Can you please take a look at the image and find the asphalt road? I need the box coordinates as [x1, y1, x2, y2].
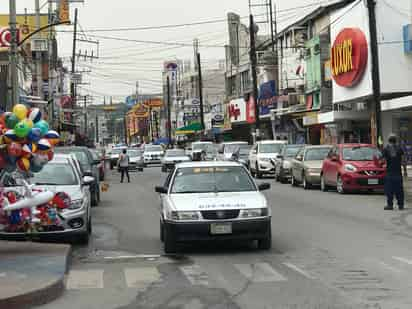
[35, 164, 412, 309]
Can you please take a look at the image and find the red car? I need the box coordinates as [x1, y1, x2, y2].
[320, 144, 386, 194]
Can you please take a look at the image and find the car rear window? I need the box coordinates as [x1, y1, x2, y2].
[171, 166, 256, 193]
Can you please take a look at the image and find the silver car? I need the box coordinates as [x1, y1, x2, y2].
[161, 149, 191, 172]
[0, 154, 93, 244]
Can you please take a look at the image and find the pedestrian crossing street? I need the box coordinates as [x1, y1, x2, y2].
[65, 261, 306, 290]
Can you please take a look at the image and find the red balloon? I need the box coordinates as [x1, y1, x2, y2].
[8, 142, 22, 157]
[46, 150, 54, 161]
[0, 155, 6, 169]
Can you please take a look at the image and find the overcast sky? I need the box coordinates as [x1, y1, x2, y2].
[0, 0, 331, 103]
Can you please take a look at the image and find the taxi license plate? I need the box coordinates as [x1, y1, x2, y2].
[368, 179, 379, 185]
[210, 223, 232, 235]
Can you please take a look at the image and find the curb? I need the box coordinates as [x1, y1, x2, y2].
[0, 245, 72, 309]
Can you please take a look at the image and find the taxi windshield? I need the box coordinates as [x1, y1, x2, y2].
[171, 166, 256, 193]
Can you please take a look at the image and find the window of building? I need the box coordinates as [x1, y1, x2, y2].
[241, 70, 250, 93]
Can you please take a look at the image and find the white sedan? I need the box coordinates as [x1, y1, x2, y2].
[155, 161, 272, 253]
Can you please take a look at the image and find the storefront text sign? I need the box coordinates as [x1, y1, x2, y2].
[331, 28, 368, 87]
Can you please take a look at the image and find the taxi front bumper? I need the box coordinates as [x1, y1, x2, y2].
[163, 217, 271, 242]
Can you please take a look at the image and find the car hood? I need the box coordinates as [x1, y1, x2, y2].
[168, 191, 267, 211]
[304, 160, 323, 169]
[343, 160, 380, 169]
[11, 185, 84, 201]
[130, 156, 142, 162]
[163, 156, 190, 162]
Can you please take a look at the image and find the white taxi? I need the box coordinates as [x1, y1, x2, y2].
[155, 161, 272, 253]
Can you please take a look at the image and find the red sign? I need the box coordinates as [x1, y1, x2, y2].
[331, 28, 368, 87]
[228, 103, 241, 120]
[0, 28, 20, 48]
[246, 96, 256, 124]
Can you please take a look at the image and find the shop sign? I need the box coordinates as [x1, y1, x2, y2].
[146, 98, 163, 108]
[246, 96, 256, 124]
[212, 114, 224, 127]
[303, 113, 319, 126]
[331, 28, 368, 87]
[228, 98, 246, 123]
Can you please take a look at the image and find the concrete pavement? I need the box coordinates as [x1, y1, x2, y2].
[0, 241, 71, 309]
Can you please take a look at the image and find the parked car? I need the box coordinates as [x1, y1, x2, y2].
[90, 148, 105, 181]
[273, 144, 305, 183]
[249, 140, 287, 178]
[161, 149, 191, 172]
[217, 142, 249, 161]
[0, 154, 93, 244]
[109, 146, 127, 170]
[155, 161, 272, 253]
[321, 144, 385, 194]
[143, 144, 164, 165]
[55, 146, 101, 206]
[127, 148, 144, 172]
[290, 145, 332, 189]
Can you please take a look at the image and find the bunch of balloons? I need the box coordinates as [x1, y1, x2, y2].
[0, 190, 70, 233]
[0, 104, 59, 174]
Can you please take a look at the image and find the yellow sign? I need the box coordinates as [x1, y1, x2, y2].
[59, 0, 70, 23]
[331, 39, 353, 77]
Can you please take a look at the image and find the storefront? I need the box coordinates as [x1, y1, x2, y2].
[228, 98, 252, 143]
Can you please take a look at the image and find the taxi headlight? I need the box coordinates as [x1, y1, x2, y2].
[240, 208, 268, 218]
[170, 211, 200, 221]
[69, 199, 84, 210]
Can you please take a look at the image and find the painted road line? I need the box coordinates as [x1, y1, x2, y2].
[66, 269, 104, 289]
[124, 267, 162, 289]
[234, 263, 287, 283]
[180, 265, 209, 286]
[282, 262, 315, 279]
[378, 261, 402, 274]
[393, 256, 412, 265]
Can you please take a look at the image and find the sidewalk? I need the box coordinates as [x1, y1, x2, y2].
[0, 241, 71, 309]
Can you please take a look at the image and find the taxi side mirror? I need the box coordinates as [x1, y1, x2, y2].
[258, 183, 271, 191]
[155, 186, 168, 194]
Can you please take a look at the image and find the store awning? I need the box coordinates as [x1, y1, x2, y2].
[175, 122, 203, 135]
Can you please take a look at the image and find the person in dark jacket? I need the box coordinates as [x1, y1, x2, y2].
[382, 134, 407, 210]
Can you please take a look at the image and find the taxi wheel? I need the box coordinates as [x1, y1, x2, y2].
[303, 175, 311, 190]
[160, 220, 164, 242]
[337, 176, 346, 194]
[291, 175, 297, 187]
[164, 227, 177, 254]
[258, 226, 272, 250]
[255, 164, 263, 179]
[76, 232, 90, 245]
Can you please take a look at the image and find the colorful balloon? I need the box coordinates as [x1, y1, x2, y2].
[45, 130, 60, 145]
[17, 157, 30, 172]
[22, 118, 33, 129]
[28, 108, 42, 123]
[37, 139, 51, 152]
[27, 128, 42, 143]
[22, 143, 37, 158]
[4, 130, 18, 143]
[7, 142, 22, 157]
[0, 155, 6, 169]
[34, 120, 49, 136]
[13, 104, 28, 120]
[5, 113, 19, 129]
[46, 149, 54, 161]
[14, 120, 31, 138]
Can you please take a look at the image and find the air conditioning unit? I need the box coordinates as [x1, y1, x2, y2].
[31, 38, 48, 52]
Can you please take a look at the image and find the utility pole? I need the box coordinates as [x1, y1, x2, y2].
[197, 52, 205, 131]
[70, 8, 78, 107]
[167, 76, 172, 147]
[95, 113, 99, 144]
[269, 0, 275, 53]
[366, 0, 382, 146]
[135, 81, 139, 103]
[249, 14, 260, 138]
[9, 0, 18, 109]
[83, 96, 87, 136]
[35, 0, 43, 99]
[48, 0, 54, 125]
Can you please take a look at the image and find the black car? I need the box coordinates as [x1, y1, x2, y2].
[55, 147, 101, 206]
